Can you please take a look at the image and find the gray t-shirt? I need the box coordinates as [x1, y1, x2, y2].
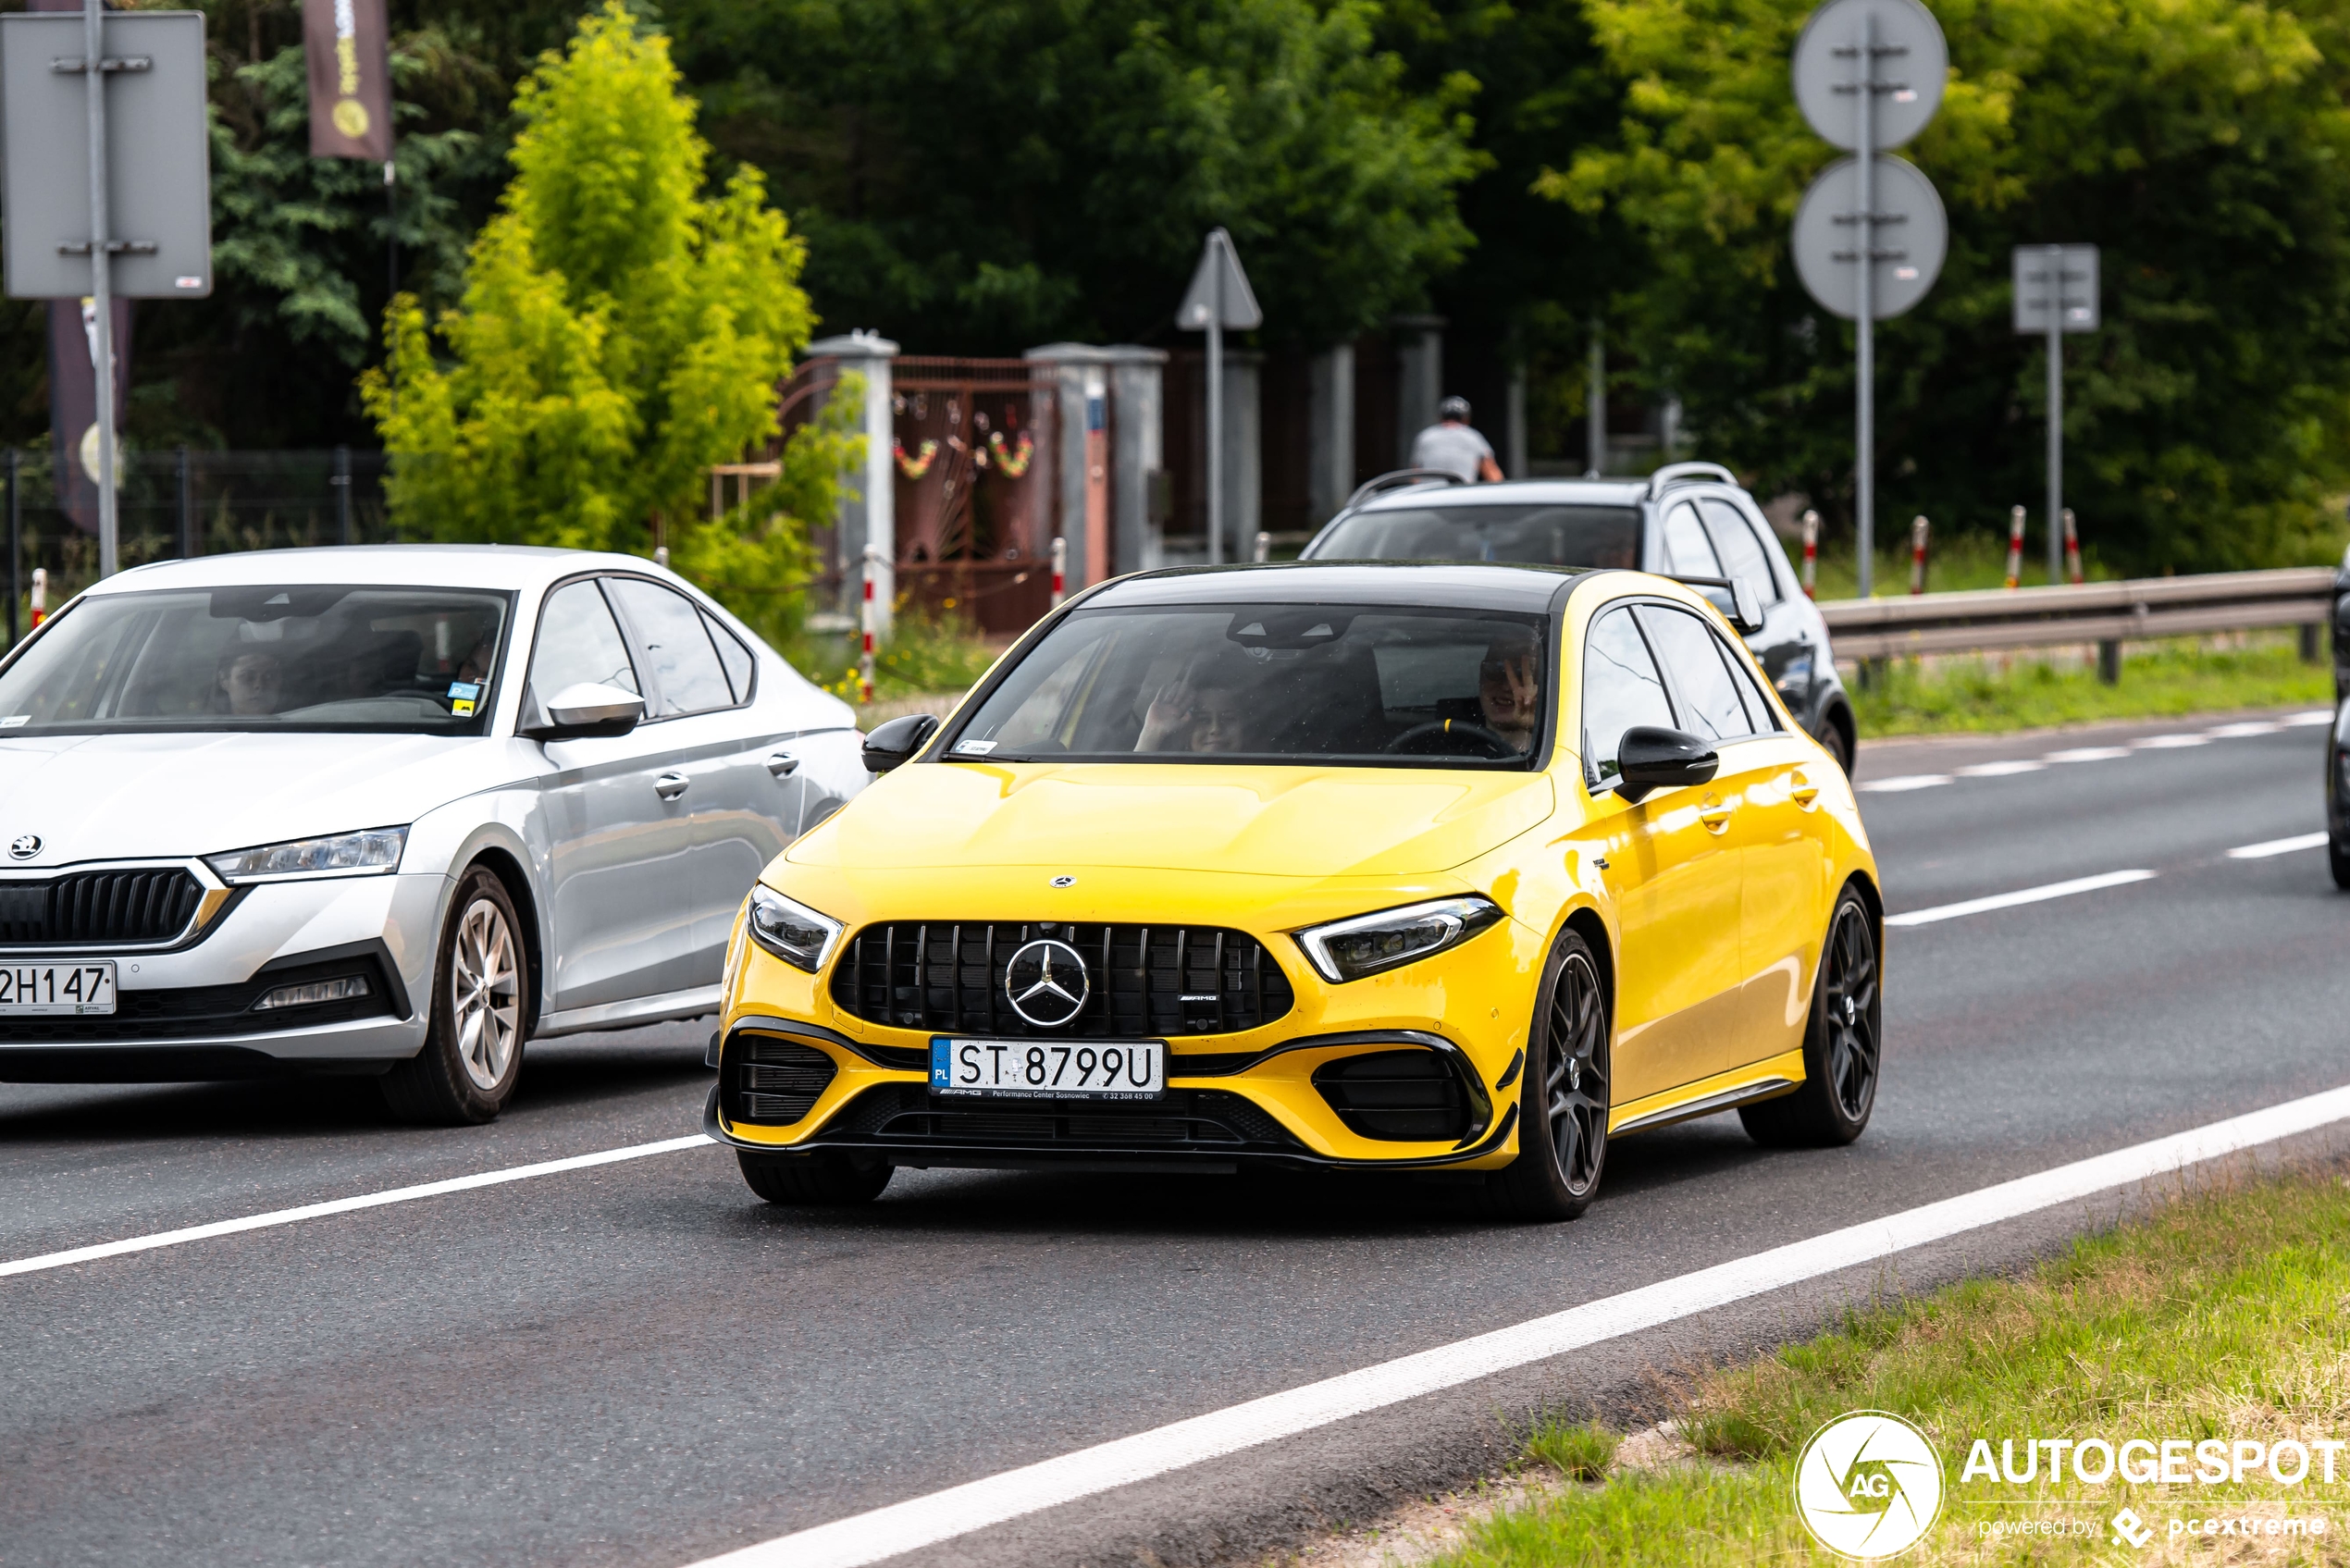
[1410, 422, 1495, 482]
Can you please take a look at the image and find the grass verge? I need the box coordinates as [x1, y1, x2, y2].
[1849, 633, 2331, 738]
[1427, 1167, 2350, 1565]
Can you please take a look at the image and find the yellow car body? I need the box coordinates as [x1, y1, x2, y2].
[705, 562, 1879, 1214]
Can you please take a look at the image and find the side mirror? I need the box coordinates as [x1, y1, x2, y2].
[1614, 725, 1718, 804]
[862, 713, 940, 773]
[1668, 574, 1766, 636]
[524, 682, 645, 741]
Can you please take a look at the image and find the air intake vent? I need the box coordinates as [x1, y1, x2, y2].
[1313, 1050, 1472, 1142]
[0, 869, 205, 947]
[725, 1035, 837, 1125]
[828, 923, 1295, 1038]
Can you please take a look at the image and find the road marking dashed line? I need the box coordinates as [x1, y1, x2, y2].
[2227, 831, 2331, 860]
[1884, 869, 2157, 929]
[1857, 710, 2331, 795]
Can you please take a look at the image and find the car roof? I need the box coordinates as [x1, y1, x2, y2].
[1089, 560, 1589, 613]
[1350, 477, 1654, 513]
[80, 544, 676, 599]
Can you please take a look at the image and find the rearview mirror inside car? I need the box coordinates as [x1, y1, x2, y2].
[1615, 725, 1719, 804]
[863, 713, 941, 773]
[524, 682, 645, 741]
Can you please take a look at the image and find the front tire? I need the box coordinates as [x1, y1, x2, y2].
[1740, 887, 1879, 1147]
[738, 1150, 893, 1205]
[380, 867, 528, 1125]
[1482, 932, 1611, 1221]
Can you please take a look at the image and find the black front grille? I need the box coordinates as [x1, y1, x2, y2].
[1313, 1049, 1472, 1142]
[723, 1035, 838, 1125]
[806, 1082, 1303, 1152]
[0, 869, 205, 947]
[829, 922, 1295, 1038]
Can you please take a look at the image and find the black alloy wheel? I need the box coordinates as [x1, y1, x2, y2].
[1483, 931, 1611, 1221]
[1741, 886, 1880, 1147]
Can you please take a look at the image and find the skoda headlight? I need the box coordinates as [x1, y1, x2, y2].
[1293, 895, 1505, 983]
[204, 827, 408, 885]
[747, 884, 843, 972]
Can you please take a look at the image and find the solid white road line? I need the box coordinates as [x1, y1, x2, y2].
[1956, 759, 2046, 777]
[2134, 734, 2211, 749]
[0, 1133, 713, 1280]
[2042, 746, 2134, 763]
[682, 1083, 2350, 1568]
[1856, 774, 1953, 794]
[1883, 869, 2157, 929]
[2206, 721, 2283, 739]
[2228, 831, 2331, 860]
[2286, 710, 2336, 727]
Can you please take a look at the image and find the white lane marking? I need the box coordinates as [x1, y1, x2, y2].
[1956, 759, 2046, 777]
[2286, 710, 2335, 727]
[0, 1134, 713, 1280]
[1883, 869, 2156, 929]
[1856, 774, 1953, 794]
[2228, 831, 2330, 860]
[2043, 746, 2134, 763]
[2207, 722, 2282, 738]
[2134, 734, 2210, 749]
[683, 1083, 2350, 1568]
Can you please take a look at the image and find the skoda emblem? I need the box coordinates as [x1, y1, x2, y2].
[8, 833, 40, 860]
[1004, 938, 1090, 1028]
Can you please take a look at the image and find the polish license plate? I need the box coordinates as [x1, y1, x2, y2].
[0, 960, 116, 1015]
[930, 1037, 1165, 1101]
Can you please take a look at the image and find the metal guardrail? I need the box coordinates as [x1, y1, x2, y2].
[1816, 567, 2336, 661]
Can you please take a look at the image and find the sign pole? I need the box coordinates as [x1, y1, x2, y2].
[1206, 246, 1224, 566]
[1852, 8, 1875, 599]
[82, 0, 117, 579]
[2046, 245, 2063, 588]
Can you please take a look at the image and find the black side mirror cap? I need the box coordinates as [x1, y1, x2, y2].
[1614, 725, 1719, 804]
[862, 713, 940, 773]
[1664, 574, 1766, 636]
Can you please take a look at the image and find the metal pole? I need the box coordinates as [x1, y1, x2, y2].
[2047, 246, 2063, 589]
[6, 449, 19, 648]
[84, 0, 118, 581]
[1206, 252, 1224, 566]
[1853, 8, 1875, 599]
[1585, 318, 1605, 477]
[175, 444, 191, 559]
[385, 161, 398, 300]
[334, 444, 352, 546]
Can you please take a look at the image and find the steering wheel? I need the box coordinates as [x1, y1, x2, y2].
[1383, 719, 1519, 759]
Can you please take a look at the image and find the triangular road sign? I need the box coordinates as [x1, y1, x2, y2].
[1176, 228, 1262, 331]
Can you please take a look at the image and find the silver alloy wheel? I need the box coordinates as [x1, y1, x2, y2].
[451, 895, 520, 1091]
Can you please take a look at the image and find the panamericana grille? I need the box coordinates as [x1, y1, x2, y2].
[829, 922, 1295, 1038]
[724, 1035, 838, 1125]
[0, 869, 205, 947]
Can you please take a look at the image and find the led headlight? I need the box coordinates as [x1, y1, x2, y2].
[204, 827, 408, 884]
[1293, 895, 1505, 983]
[747, 883, 844, 972]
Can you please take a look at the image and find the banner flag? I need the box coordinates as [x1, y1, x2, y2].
[302, 0, 391, 161]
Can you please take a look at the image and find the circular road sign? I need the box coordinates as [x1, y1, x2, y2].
[1791, 154, 1948, 321]
[1792, 0, 1948, 153]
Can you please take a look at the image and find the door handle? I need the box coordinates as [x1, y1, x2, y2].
[1698, 794, 1735, 833]
[766, 752, 800, 778]
[1789, 769, 1822, 808]
[654, 772, 690, 801]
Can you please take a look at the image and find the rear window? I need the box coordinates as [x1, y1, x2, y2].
[1311, 503, 1640, 570]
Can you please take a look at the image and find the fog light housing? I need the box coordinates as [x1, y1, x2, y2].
[253, 975, 371, 1011]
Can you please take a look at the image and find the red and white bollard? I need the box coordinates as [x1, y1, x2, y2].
[1800, 510, 1818, 599]
[1909, 514, 1930, 596]
[859, 544, 878, 706]
[2004, 505, 2026, 590]
[2062, 507, 2084, 585]
[1254, 531, 1270, 563]
[29, 567, 46, 629]
[1050, 536, 1066, 610]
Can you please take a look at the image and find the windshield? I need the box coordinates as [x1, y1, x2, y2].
[947, 602, 1551, 768]
[1313, 503, 1641, 569]
[0, 585, 511, 735]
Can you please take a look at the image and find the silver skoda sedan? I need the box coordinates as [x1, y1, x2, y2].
[0, 546, 867, 1121]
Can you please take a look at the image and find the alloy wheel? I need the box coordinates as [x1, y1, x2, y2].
[451, 896, 521, 1092]
[1545, 950, 1609, 1194]
[1823, 900, 1879, 1121]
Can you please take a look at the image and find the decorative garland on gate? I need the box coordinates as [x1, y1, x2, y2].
[987, 429, 1033, 478]
[893, 438, 938, 479]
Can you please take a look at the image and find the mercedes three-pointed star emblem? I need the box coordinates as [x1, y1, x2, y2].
[1004, 938, 1090, 1028]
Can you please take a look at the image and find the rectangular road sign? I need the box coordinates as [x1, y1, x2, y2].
[0, 10, 212, 300]
[2013, 244, 2099, 334]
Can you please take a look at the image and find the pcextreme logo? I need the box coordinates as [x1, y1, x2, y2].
[1794, 1411, 1947, 1560]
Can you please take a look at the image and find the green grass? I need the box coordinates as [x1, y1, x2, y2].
[1430, 1169, 2350, 1566]
[782, 599, 1003, 710]
[1527, 1415, 1621, 1483]
[1849, 632, 2331, 737]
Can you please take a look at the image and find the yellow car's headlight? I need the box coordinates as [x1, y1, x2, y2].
[1293, 895, 1504, 983]
[747, 884, 844, 972]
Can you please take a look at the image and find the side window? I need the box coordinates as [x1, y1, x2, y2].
[702, 610, 756, 703]
[1699, 499, 1783, 607]
[1637, 605, 1752, 744]
[528, 580, 639, 703]
[1581, 605, 1676, 785]
[607, 578, 735, 717]
[1661, 502, 1722, 577]
[1718, 630, 1782, 732]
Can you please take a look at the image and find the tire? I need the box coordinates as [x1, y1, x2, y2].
[1481, 931, 1611, 1221]
[380, 867, 528, 1125]
[737, 1150, 893, 1205]
[1740, 887, 1880, 1148]
[1814, 717, 1853, 774]
[2331, 827, 2350, 892]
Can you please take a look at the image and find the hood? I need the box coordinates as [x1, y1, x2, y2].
[796, 760, 1555, 880]
[0, 731, 505, 866]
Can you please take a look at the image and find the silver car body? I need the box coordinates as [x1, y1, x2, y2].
[0, 545, 865, 1078]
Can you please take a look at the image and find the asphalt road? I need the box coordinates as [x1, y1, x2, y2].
[6, 707, 2347, 1568]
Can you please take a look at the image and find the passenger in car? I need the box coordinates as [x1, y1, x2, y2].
[1136, 652, 1255, 754]
[1478, 629, 1541, 753]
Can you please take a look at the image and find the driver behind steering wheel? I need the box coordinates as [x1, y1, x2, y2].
[1476, 628, 1540, 753]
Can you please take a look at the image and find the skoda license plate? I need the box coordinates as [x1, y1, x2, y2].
[930, 1038, 1165, 1101]
[0, 960, 116, 1015]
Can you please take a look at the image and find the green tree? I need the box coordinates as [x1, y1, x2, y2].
[365, 4, 849, 638]
[1550, 0, 2350, 571]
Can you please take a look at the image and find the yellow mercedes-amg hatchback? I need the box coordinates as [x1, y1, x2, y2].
[704, 562, 1881, 1219]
